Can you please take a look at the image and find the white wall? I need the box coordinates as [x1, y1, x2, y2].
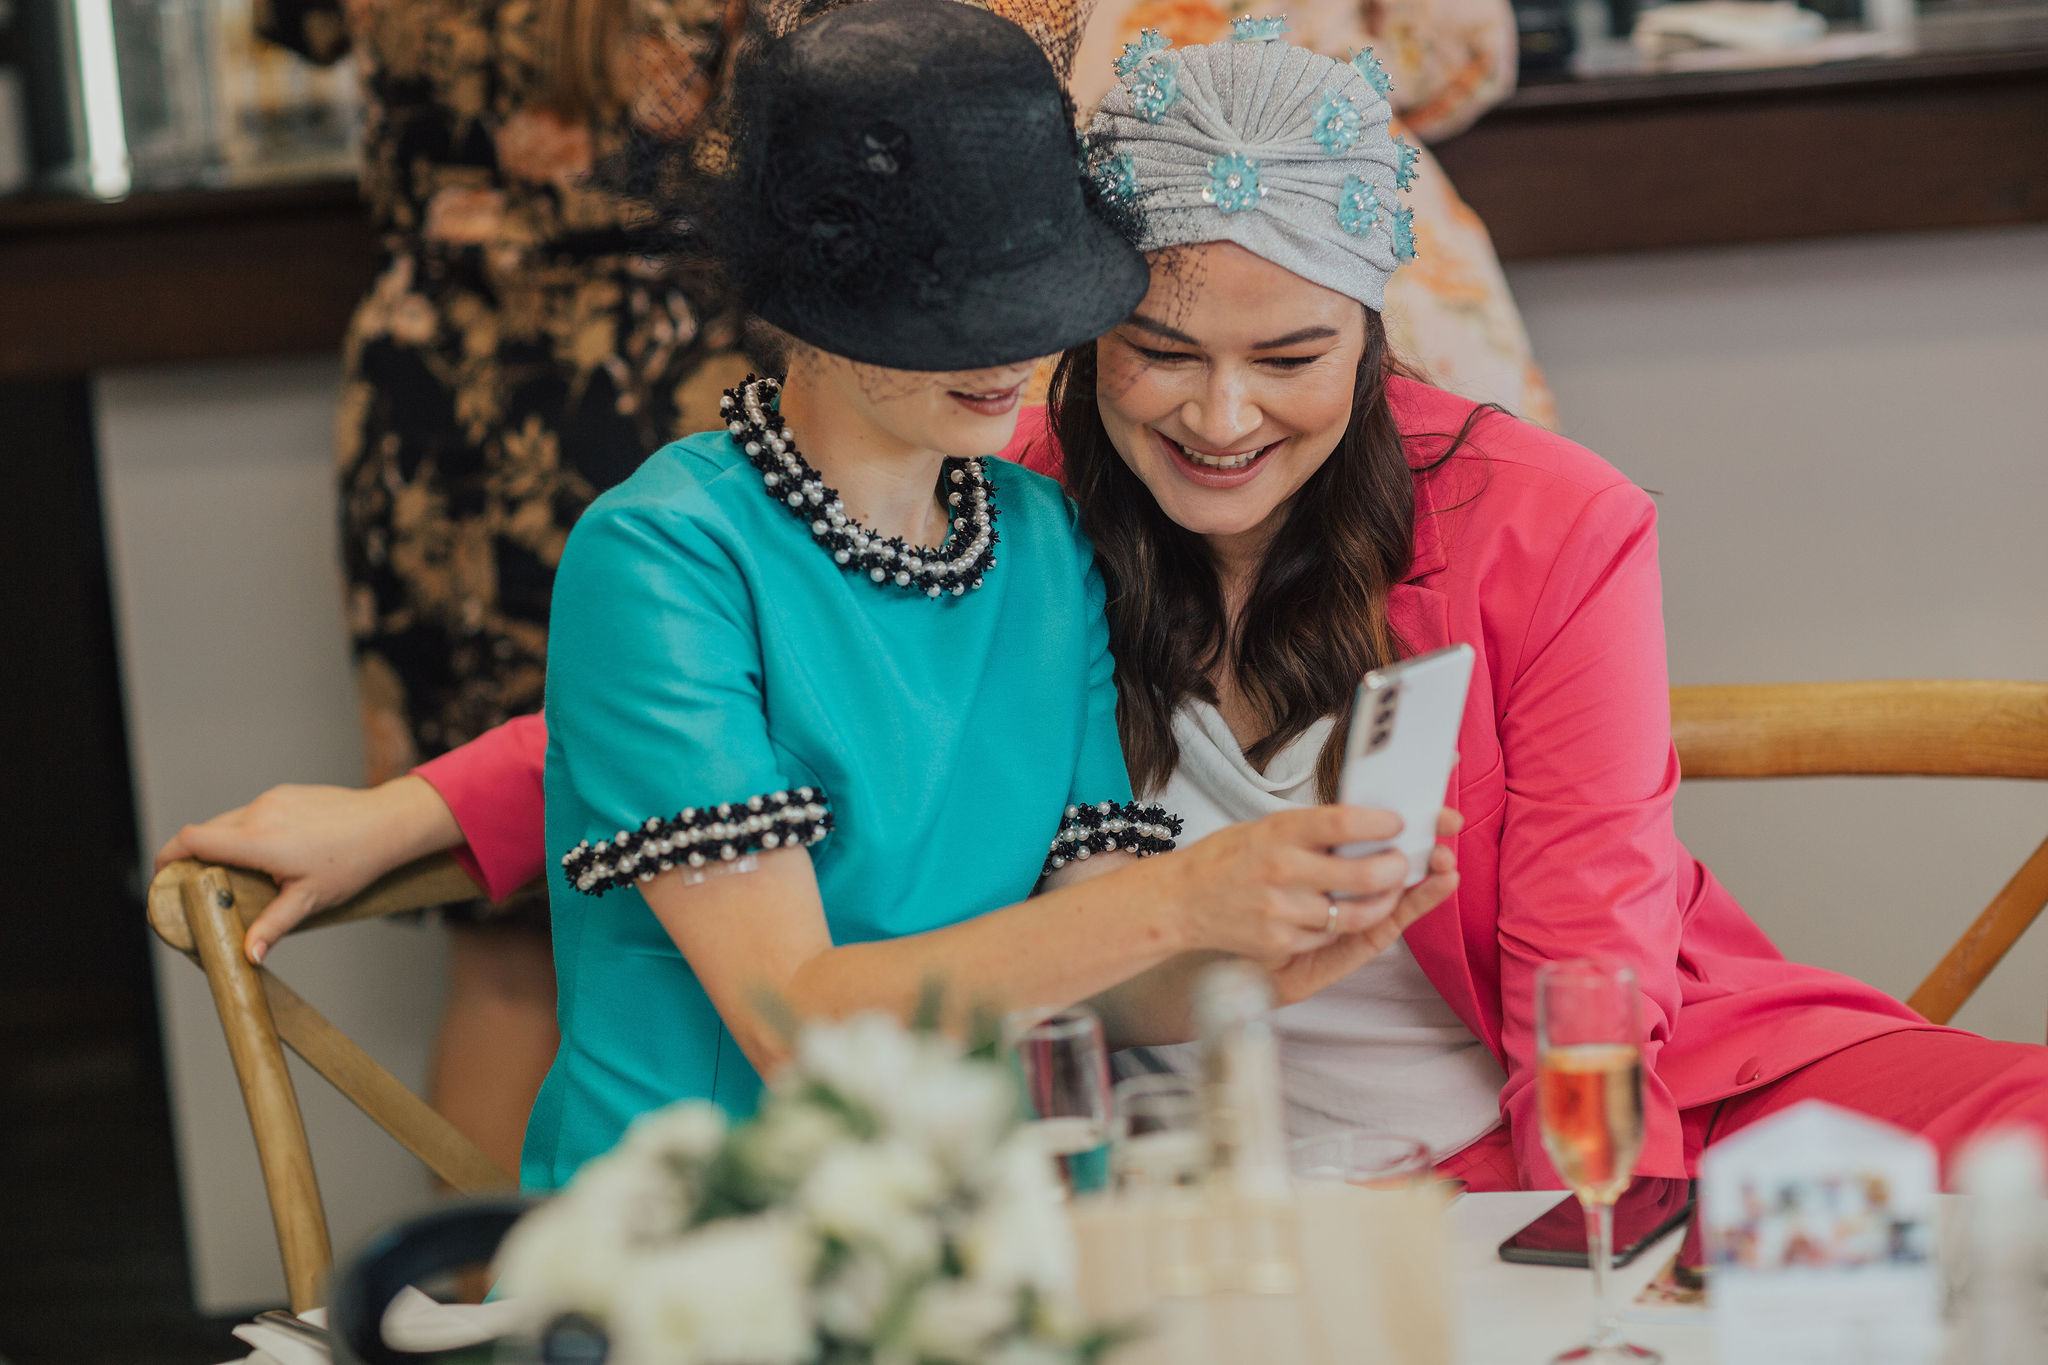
[95, 358, 449, 1312]
[1507, 225, 2048, 1046]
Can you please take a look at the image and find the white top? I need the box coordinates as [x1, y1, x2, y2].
[1141, 702, 1506, 1160]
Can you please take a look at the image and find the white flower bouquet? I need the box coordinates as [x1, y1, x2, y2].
[494, 1012, 1124, 1365]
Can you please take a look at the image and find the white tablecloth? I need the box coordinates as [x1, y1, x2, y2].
[226, 1194, 1708, 1365]
[1452, 1192, 1708, 1365]
[249, 1192, 2000, 1365]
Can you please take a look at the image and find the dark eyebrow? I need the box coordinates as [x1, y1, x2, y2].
[1124, 313, 1200, 346]
[1251, 325, 1339, 349]
[1124, 316, 1340, 351]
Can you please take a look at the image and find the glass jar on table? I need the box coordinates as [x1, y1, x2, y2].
[1112, 1072, 1208, 1191]
[1289, 1129, 1434, 1190]
[1010, 1005, 1114, 1197]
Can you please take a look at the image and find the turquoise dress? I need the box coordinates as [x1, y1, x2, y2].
[522, 386, 1176, 1191]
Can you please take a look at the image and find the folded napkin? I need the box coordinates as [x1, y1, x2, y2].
[222, 1288, 526, 1365]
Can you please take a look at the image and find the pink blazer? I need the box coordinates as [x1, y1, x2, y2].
[418, 377, 1930, 1186]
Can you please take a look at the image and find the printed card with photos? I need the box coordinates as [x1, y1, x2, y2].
[1699, 1099, 1941, 1365]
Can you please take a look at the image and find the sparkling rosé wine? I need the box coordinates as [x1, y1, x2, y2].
[1537, 1043, 1645, 1202]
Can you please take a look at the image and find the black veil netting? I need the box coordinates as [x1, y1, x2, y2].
[593, 0, 1162, 376]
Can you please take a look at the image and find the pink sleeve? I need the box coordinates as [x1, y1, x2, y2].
[1493, 484, 1688, 1186]
[997, 405, 1065, 483]
[411, 713, 550, 903]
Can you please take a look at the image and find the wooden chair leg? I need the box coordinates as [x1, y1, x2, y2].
[1907, 831, 2048, 1027]
[260, 971, 516, 1192]
[183, 867, 333, 1311]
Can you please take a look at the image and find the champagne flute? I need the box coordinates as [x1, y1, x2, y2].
[1010, 1006, 1114, 1196]
[1536, 960, 1659, 1364]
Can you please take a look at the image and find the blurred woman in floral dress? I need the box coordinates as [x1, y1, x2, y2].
[255, 0, 751, 1175]
[1069, 0, 1557, 426]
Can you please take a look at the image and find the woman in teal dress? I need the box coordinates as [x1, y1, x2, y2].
[522, 0, 1455, 1188]
[162, 0, 1460, 1195]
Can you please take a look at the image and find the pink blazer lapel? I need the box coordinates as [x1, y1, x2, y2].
[1384, 470, 1489, 1048]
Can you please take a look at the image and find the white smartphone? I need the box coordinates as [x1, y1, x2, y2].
[1337, 643, 1475, 886]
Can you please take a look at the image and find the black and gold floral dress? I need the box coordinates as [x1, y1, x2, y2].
[260, 0, 753, 892]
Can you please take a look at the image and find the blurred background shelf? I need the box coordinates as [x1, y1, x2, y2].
[3, 45, 2044, 379]
[0, 177, 370, 377]
[1437, 45, 2048, 258]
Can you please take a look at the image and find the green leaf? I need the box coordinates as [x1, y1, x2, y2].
[752, 986, 803, 1047]
[910, 976, 948, 1034]
[963, 1002, 1005, 1061]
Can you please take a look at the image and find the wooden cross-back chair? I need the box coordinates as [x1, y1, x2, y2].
[148, 855, 519, 1312]
[1670, 679, 2048, 1029]
[154, 680, 2048, 1311]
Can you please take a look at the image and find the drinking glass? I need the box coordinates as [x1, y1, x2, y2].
[1288, 1130, 1433, 1190]
[1536, 960, 1659, 1364]
[1010, 1006, 1113, 1196]
[1112, 1073, 1207, 1190]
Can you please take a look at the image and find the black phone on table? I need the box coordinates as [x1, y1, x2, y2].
[1496, 1177, 1696, 1269]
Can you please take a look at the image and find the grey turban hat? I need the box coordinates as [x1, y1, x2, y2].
[1087, 25, 1418, 312]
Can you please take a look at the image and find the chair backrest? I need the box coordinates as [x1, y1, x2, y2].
[148, 854, 518, 1312]
[1670, 680, 2048, 1030]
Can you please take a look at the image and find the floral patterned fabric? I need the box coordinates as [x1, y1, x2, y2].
[259, 0, 755, 836]
[1069, 0, 1558, 427]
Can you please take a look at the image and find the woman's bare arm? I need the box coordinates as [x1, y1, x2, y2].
[155, 776, 464, 963]
[644, 804, 1445, 1076]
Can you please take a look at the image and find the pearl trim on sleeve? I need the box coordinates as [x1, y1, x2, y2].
[1042, 799, 1182, 879]
[561, 787, 832, 896]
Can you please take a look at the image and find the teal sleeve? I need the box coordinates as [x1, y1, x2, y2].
[1068, 557, 1137, 809]
[1043, 506, 1181, 877]
[546, 494, 828, 897]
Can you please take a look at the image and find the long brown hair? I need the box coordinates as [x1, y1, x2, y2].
[1049, 311, 1479, 802]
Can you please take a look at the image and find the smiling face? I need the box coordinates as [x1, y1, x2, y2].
[799, 351, 1045, 460]
[1094, 241, 1367, 551]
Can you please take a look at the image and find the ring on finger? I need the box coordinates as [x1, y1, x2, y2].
[1324, 898, 1341, 934]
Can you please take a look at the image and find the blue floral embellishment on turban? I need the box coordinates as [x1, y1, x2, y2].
[1393, 135, 1419, 189]
[1129, 57, 1181, 122]
[1350, 47, 1393, 98]
[1092, 150, 1140, 204]
[1230, 13, 1290, 40]
[1202, 153, 1266, 214]
[1337, 175, 1380, 237]
[1115, 28, 1170, 77]
[1312, 89, 1363, 155]
[1391, 204, 1418, 261]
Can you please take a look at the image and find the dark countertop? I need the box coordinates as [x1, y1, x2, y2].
[1502, 42, 2048, 106]
[4, 44, 2045, 378]
[1432, 42, 2048, 259]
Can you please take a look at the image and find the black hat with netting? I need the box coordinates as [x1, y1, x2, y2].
[704, 0, 1148, 371]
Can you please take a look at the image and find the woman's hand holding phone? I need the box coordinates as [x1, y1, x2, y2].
[1159, 804, 1431, 961]
[1151, 803, 1459, 994]
[1269, 806, 1461, 1007]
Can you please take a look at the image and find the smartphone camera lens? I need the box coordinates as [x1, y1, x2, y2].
[1362, 682, 1400, 754]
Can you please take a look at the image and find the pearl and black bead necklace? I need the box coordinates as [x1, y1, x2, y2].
[721, 376, 1000, 599]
